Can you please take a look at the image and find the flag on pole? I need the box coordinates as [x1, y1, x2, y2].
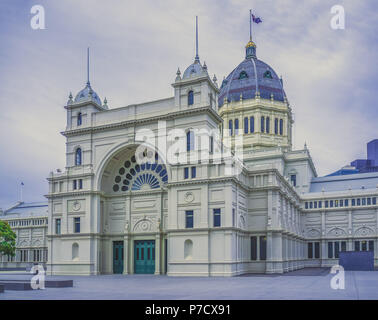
[251, 14, 262, 24]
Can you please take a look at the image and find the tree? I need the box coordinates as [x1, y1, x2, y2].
[0, 220, 16, 258]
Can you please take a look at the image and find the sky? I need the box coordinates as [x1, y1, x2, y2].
[0, 0, 377, 208]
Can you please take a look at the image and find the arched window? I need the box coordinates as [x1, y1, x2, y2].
[184, 239, 193, 260]
[279, 119, 284, 135]
[235, 119, 239, 135]
[250, 116, 254, 133]
[274, 118, 278, 134]
[266, 117, 270, 133]
[77, 112, 82, 126]
[72, 243, 79, 261]
[244, 117, 249, 134]
[75, 148, 82, 166]
[229, 119, 233, 136]
[186, 130, 195, 151]
[261, 116, 265, 133]
[188, 90, 194, 106]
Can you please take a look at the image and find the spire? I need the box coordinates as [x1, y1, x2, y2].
[195, 16, 200, 62]
[87, 47, 90, 86]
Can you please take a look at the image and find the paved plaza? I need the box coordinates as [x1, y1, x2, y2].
[0, 268, 378, 300]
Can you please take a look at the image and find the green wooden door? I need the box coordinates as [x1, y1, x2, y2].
[113, 241, 124, 274]
[134, 240, 155, 274]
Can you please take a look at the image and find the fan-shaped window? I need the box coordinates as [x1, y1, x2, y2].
[274, 118, 278, 134]
[239, 71, 248, 79]
[250, 117, 255, 133]
[263, 70, 273, 79]
[266, 117, 270, 133]
[279, 119, 284, 135]
[244, 117, 248, 134]
[261, 116, 265, 133]
[235, 119, 239, 135]
[72, 243, 79, 261]
[229, 120, 233, 136]
[77, 112, 82, 126]
[184, 239, 193, 260]
[188, 90, 194, 106]
[187, 130, 195, 151]
[75, 148, 82, 166]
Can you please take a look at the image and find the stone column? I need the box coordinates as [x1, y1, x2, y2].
[123, 235, 129, 275]
[155, 233, 161, 275]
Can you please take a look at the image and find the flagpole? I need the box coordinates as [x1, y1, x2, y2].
[20, 182, 23, 202]
[249, 9, 252, 41]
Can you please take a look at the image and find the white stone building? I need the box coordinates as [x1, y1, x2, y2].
[45, 23, 378, 276]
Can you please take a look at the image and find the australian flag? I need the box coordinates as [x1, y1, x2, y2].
[251, 14, 262, 24]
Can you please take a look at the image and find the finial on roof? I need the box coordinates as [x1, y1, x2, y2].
[67, 92, 73, 105]
[87, 47, 90, 86]
[304, 141, 307, 149]
[195, 16, 199, 62]
[203, 61, 208, 73]
[176, 68, 181, 81]
[103, 97, 108, 106]
[212, 74, 218, 87]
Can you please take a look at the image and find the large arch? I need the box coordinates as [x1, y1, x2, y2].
[95, 142, 171, 194]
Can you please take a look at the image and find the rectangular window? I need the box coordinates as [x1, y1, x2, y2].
[184, 167, 189, 179]
[352, 199, 356, 206]
[335, 200, 338, 207]
[251, 237, 257, 261]
[191, 166, 196, 178]
[74, 217, 80, 233]
[330, 200, 334, 208]
[314, 201, 318, 209]
[305, 202, 308, 209]
[362, 198, 366, 206]
[369, 240, 374, 252]
[309, 202, 313, 209]
[325, 201, 329, 208]
[355, 241, 360, 251]
[367, 198, 371, 205]
[340, 199, 344, 207]
[185, 210, 194, 229]
[290, 175, 297, 187]
[213, 208, 221, 227]
[55, 218, 61, 235]
[361, 240, 367, 251]
[319, 201, 322, 208]
[328, 242, 333, 258]
[315, 242, 320, 259]
[73, 180, 77, 190]
[232, 208, 235, 227]
[209, 136, 214, 153]
[345, 199, 349, 207]
[259, 236, 267, 261]
[79, 179, 83, 189]
[335, 242, 340, 258]
[308, 243, 313, 259]
[373, 197, 377, 205]
[357, 198, 361, 206]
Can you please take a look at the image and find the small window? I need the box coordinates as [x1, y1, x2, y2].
[261, 116, 265, 133]
[229, 120, 233, 136]
[185, 211, 194, 228]
[328, 242, 333, 258]
[279, 119, 283, 135]
[74, 217, 80, 233]
[305, 202, 308, 209]
[79, 179, 83, 189]
[73, 180, 77, 190]
[345, 199, 349, 206]
[213, 208, 221, 227]
[250, 117, 255, 133]
[355, 241, 360, 251]
[55, 219, 61, 235]
[266, 117, 270, 133]
[239, 71, 248, 79]
[75, 148, 82, 166]
[308, 243, 313, 259]
[352, 199, 356, 206]
[244, 117, 249, 134]
[263, 70, 273, 79]
[191, 167, 196, 178]
[188, 91, 194, 106]
[209, 136, 214, 153]
[77, 112, 82, 126]
[274, 118, 278, 134]
[184, 167, 189, 179]
[357, 198, 361, 206]
[315, 242, 320, 258]
[235, 119, 239, 135]
[232, 208, 235, 227]
[290, 174, 297, 187]
[186, 131, 195, 151]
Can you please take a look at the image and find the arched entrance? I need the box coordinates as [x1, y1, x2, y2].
[98, 144, 169, 275]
